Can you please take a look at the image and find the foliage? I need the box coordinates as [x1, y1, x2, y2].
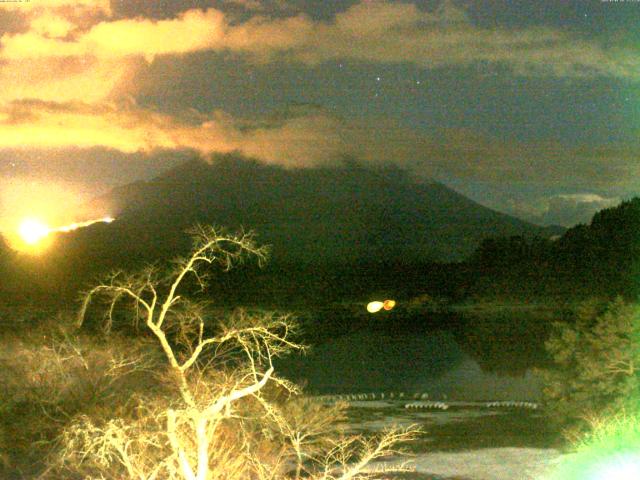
[44, 225, 418, 480]
[466, 197, 640, 300]
[537, 297, 640, 427]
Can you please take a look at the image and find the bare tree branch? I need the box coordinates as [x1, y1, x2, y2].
[59, 225, 416, 480]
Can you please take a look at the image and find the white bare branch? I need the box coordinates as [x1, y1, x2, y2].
[60, 225, 416, 480]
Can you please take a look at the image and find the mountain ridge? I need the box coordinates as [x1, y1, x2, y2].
[83, 154, 561, 265]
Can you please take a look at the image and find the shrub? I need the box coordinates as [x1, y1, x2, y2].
[0, 314, 165, 477]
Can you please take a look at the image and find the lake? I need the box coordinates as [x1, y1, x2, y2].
[277, 307, 566, 479]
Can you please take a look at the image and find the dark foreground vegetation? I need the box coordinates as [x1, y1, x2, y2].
[1, 227, 418, 479]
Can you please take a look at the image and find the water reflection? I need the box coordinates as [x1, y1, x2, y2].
[279, 309, 551, 400]
[278, 330, 465, 393]
[452, 308, 558, 376]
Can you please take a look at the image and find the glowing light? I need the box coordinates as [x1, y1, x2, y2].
[588, 455, 640, 480]
[53, 216, 114, 233]
[11, 215, 115, 253]
[367, 301, 384, 313]
[548, 414, 640, 480]
[18, 218, 50, 245]
[367, 300, 397, 313]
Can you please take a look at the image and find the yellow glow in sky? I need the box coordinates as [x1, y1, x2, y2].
[8, 216, 115, 254]
[18, 218, 50, 245]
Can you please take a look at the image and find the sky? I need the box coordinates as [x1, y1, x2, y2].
[0, 0, 639, 229]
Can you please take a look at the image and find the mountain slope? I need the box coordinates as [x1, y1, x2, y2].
[80, 154, 557, 266]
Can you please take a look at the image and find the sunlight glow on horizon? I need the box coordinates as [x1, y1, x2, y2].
[18, 218, 50, 245]
[13, 215, 115, 253]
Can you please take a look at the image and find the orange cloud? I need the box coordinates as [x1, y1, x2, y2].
[83, 8, 227, 62]
[0, 101, 344, 166]
[1, 1, 637, 80]
[0, 7, 225, 61]
[30, 12, 75, 38]
[0, 0, 111, 19]
[0, 55, 140, 104]
[1, 100, 638, 192]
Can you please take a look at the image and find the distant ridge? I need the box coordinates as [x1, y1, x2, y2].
[462, 196, 640, 299]
[81, 154, 559, 266]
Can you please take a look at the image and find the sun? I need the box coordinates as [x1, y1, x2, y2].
[18, 218, 50, 245]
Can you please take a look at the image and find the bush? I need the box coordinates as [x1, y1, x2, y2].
[538, 297, 640, 427]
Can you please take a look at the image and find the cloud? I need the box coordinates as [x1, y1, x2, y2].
[1, 99, 639, 195]
[289, 1, 638, 77]
[80, 8, 227, 61]
[30, 12, 75, 38]
[0, 8, 226, 61]
[542, 194, 621, 226]
[506, 193, 622, 227]
[0, 99, 465, 170]
[0, 0, 110, 14]
[0, 55, 141, 104]
[0, 0, 635, 110]
[217, 0, 297, 14]
[1, 1, 637, 82]
[0, 100, 352, 167]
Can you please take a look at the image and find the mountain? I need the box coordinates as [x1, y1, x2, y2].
[79, 154, 558, 265]
[3, 155, 564, 302]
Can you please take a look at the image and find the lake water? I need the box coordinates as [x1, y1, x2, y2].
[279, 329, 544, 401]
[278, 315, 564, 479]
[322, 399, 563, 480]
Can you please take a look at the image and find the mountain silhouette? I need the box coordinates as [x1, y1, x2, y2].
[3, 154, 562, 300]
[81, 154, 559, 264]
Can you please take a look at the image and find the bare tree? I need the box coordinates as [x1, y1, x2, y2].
[59, 225, 418, 480]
